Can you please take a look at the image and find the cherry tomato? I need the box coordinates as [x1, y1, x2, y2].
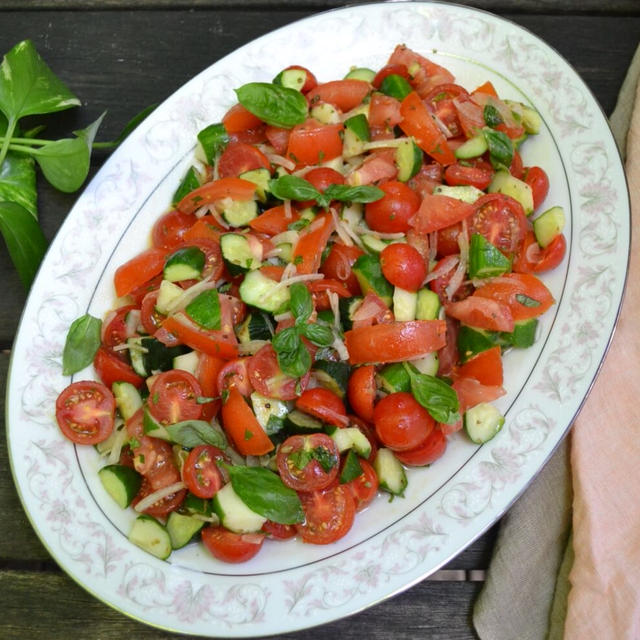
[435, 222, 464, 257]
[509, 149, 525, 179]
[93, 346, 144, 388]
[444, 163, 493, 190]
[295, 484, 356, 545]
[380, 243, 427, 292]
[320, 243, 364, 296]
[101, 304, 139, 349]
[296, 388, 348, 427]
[513, 230, 566, 274]
[221, 387, 274, 456]
[55, 380, 115, 445]
[277, 434, 340, 492]
[456, 345, 503, 386]
[151, 209, 196, 250]
[394, 428, 447, 466]
[201, 526, 264, 563]
[264, 126, 290, 155]
[217, 142, 271, 179]
[408, 162, 444, 198]
[347, 365, 376, 423]
[287, 120, 343, 167]
[222, 103, 263, 133]
[373, 391, 435, 451]
[469, 193, 528, 256]
[183, 445, 225, 499]
[306, 79, 370, 112]
[299, 166, 345, 207]
[140, 290, 165, 335]
[523, 166, 550, 211]
[344, 320, 447, 365]
[217, 358, 253, 396]
[262, 521, 297, 540]
[248, 344, 310, 401]
[364, 180, 420, 233]
[344, 458, 379, 511]
[147, 369, 203, 426]
[114, 247, 167, 298]
[132, 476, 186, 518]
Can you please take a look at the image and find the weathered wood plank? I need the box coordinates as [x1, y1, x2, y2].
[0, 569, 483, 639]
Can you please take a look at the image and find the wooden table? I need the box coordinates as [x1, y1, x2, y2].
[1, 2, 638, 638]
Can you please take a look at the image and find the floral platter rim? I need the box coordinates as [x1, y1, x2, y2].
[5, 1, 630, 636]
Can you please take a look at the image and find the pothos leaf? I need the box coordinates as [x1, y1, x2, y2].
[0, 150, 36, 217]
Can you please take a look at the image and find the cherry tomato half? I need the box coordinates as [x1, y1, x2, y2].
[320, 243, 364, 296]
[347, 365, 376, 423]
[295, 484, 356, 545]
[55, 380, 116, 445]
[393, 428, 447, 466]
[147, 369, 203, 425]
[201, 526, 265, 563]
[296, 388, 348, 427]
[364, 180, 420, 233]
[277, 434, 340, 492]
[344, 458, 379, 511]
[469, 193, 528, 256]
[248, 344, 310, 401]
[217, 142, 271, 179]
[151, 209, 196, 250]
[380, 242, 427, 292]
[523, 166, 550, 211]
[183, 445, 225, 498]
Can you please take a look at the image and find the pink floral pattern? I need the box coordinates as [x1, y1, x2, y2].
[5, 3, 629, 636]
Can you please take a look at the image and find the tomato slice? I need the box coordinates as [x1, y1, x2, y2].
[217, 357, 253, 396]
[296, 388, 348, 427]
[114, 247, 167, 298]
[344, 320, 447, 365]
[220, 387, 274, 456]
[445, 296, 514, 332]
[160, 312, 238, 360]
[368, 93, 403, 133]
[513, 230, 567, 274]
[399, 92, 455, 165]
[201, 526, 265, 563]
[183, 445, 225, 498]
[320, 243, 364, 296]
[410, 192, 474, 234]
[147, 369, 203, 425]
[277, 434, 340, 491]
[473, 273, 554, 321]
[373, 391, 435, 451]
[292, 211, 334, 274]
[347, 365, 376, 423]
[444, 163, 493, 190]
[456, 346, 503, 386]
[93, 346, 144, 388]
[286, 119, 343, 167]
[388, 44, 455, 97]
[151, 209, 197, 249]
[364, 180, 421, 234]
[295, 484, 356, 545]
[453, 376, 506, 412]
[222, 103, 263, 133]
[140, 291, 165, 335]
[248, 205, 300, 236]
[248, 344, 310, 401]
[196, 353, 225, 420]
[101, 304, 139, 349]
[344, 458, 379, 511]
[177, 177, 256, 215]
[393, 428, 447, 466]
[265, 125, 290, 155]
[181, 216, 224, 245]
[307, 278, 352, 310]
[218, 142, 271, 179]
[470, 194, 528, 256]
[306, 79, 370, 112]
[55, 380, 116, 445]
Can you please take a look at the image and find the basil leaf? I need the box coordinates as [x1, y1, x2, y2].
[235, 82, 307, 129]
[265, 414, 286, 436]
[172, 166, 200, 205]
[34, 113, 104, 192]
[310, 444, 338, 472]
[406, 365, 460, 424]
[0, 40, 80, 122]
[299, 322, 334, 347]
[0, 201, 47, 289]
[483, 104, 503, 128]
[165, 420, 228, 449]
[272, 327, 311, 378]
[323, 184, 384, 204]
[289, 282, 313, 324]
[339, 449, 363, 484]
[515, 293, 541, 308]
[197, 122, 229, 164]
[61, 313, 102, 375]
[185, 289, 221, 330]
[272, 326, 299, 353]
[0, 150, 36, 217]
[227, 465, 304, 524]
[269, 174, 321, 203]
[483, 128, 513, 170]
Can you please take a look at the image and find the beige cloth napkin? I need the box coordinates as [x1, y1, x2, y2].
[474, 44, 640, 640]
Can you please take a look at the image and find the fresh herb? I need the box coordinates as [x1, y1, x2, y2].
[289, 445, 338, 473]
[515, 293, 541, 308]
[165, 420, 228, 449]
[172, 166, 200, 205]
[226, 465, 304, 524]
[403, 363, 460, 424]
[269, 174, 321, 203]
[265, 414, 286, 436]
[298, 322, 334, 346]
[339, 449, 363, 483]
[289, 280, 313, 325]
[483, 127, 514, 170]
[0, 40, 154, 289]
[272, 327, 311, 378]
[235, 82, 307, 129]
[323, 183, 384, 204]
[197, 122, 229, 164]
[61, 313, 102, 375]
[483, 104, 503, 128]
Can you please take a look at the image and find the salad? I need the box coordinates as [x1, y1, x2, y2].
[54, 44, 566, 564]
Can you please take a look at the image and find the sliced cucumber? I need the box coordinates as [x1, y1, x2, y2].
[464, 402, 505, 444]
[237, 312, 273, 343]
[222, 199, 258, 227]
[468, 233, 512, 279]
[533, 206, 565, 248]
[312, 359, 351, 398]
[99, 464, 142, 508]
[393, 287, 418, 321]
[164, 246, 205, 282]
[505, 100, 542, 134]
[166, 511, 205, 550]
[433, 184, 484, 204]
[338, 296, 363, 331]
[374, 448, 407, 497]
[410, 352, 439, 376]
[343, 113, 371, 158]
[239, 269, 291, 313]
[416, 288, 441, 321]
[112, 381, 143, 421]
[211, 483, 267, 533]
[283, 409, 324, 435]
[251, 391, 289, 431]
[457, 325, 500, 362]
[197, 122, 228, 164]
[311, 102, 341, 124]
[379, 75, 412, 101]
[395, 138, 423, 182]
[273, 67, 307, 91]
[329, 426, 372, 459]
[344, 67, 375, 82]
[454, 134, 488, 159]
[339, 449, 364, 484]
[377, 362, 411, 394]
[360, 234, 389, 254]
[239, 168, 271, 202]
[352, 253, 393, 306]
[142, 406, 171, 441]
[502, 318, 538, 348]
[488, 170, 534, 215]
[172, 350, 200, 376]
[129, 515, 172, 560]
[155, 279, 184, 314]
[221, 233, 262, 275]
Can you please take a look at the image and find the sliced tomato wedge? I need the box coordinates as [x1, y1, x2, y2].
[147, 369, 203, 426]
[388, 44, 455, 97]
[248, 204, 299, 236]
[456, 346, 503, 386]
[177, 177, 256, 215]
[220, 387, 274, 456]
[445, 297, 514, 333]
[181, 215, 224, 244]
[393, 428, 447, 466]
[453, 376, 506, 412]
[93, 346, 144, 388]
[344, 320, 447, 365]
[344, 458, 379, 510]
[292, 211, 334, 274]
[513, 230, 567, 274]
[287, 119, 343, 167]
[399, 91, 455, 165]
[306, 79, 370, 112]
[196, 352, 225, 420]
[347, 365, 376, 422]
[114, 247, 167, 298]
[410, 192, 474, 234]
[295, 388, 348, 427]
[160, 312, 238, 360]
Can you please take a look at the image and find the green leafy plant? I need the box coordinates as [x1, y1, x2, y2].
[0, 40, 154, 289]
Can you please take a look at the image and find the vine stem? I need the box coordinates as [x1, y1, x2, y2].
[0, 117, 17, 167]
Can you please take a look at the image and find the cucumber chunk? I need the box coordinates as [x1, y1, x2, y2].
[251, 391, 289, 431]
[99, 464, 142, 508]
[112, 382, 143, 421]
[172, 350, 200, 376]
[464, 402, 505, 444]
[273, 67, 307, 91]
[129, 515, 172, 560]
[239, 168, 271, 202]
[433, 184, 484, 204]
[221, 233, 262, 275]
[197, 123, 228, 164]
[155, 279, 184, 314]
[330, 426, 372, 459]
[352, 253, 393, 306]
[379, 75, 412, 101]
[211, 483, 267, 533]
[416, 288, 441, 320]
[312, 359, 351, 398]
[344, 67, 376, 82]
[455, 134, 488, 159]
[395, 138, 423, 182]
[374, 448, 407, 497]
[377, 362, 411, 394]
[311, 102, 341, 125]
[166, 512, 205, 549]
[393, 287, 418, 321]
[283, 409, 324, 435]
[239, 269, 291, 313]
[164, 246, 205, 282]
[222, 199, 258, 227]
[468, 233, 512, 279]
[533, 206, 565, 248]
[488, 170, 534, 215]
